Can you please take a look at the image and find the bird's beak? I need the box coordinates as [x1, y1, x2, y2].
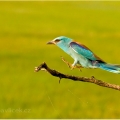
[47, 41, 55, 45]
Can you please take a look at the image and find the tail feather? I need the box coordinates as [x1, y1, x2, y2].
[99, 63, 120, 74]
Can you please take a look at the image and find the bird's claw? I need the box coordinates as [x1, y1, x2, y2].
[61, 56, 83, 71]
[61, 56, 72, 68]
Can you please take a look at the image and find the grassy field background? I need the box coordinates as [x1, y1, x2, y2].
[0, 1, 120, 118]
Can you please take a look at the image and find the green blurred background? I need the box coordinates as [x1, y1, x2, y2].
[0, 1, 120, 118]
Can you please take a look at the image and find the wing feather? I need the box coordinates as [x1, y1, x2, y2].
[70, 42, 105, 62]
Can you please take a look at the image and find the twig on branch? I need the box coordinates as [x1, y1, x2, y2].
[34, 62, 120, 91]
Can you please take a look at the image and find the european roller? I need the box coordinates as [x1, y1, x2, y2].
[47, 36, 120, 74]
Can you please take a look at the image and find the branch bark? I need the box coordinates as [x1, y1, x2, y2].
[35, 62, 120, 91]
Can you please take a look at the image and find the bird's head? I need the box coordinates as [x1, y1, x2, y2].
[47, 36, 72, 46]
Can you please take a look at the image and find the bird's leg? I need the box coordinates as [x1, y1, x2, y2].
[71, 60, 84, 71]
[61, 56, 72, 68]
[61, 56, 83, 71]
[71, 60, 78, 70]
[76, 65, 83, 72]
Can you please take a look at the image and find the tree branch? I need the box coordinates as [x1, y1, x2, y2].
[35, 62, 120, 91]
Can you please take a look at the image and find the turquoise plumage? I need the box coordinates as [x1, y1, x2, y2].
[47, 36, 120, 74]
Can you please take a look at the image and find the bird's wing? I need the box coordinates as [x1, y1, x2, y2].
[70, 42, 104, 62]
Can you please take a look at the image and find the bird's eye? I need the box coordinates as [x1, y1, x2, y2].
[55, 39, 60, 43]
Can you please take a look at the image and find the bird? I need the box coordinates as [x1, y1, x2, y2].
[47, 36, 120, 74]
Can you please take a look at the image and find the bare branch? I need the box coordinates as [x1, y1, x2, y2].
[35, 62, 120, 91]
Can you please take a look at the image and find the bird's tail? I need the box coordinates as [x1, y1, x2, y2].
[99, 63, 120, 74]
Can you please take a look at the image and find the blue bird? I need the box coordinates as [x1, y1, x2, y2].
[47, 36, 120, 74]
